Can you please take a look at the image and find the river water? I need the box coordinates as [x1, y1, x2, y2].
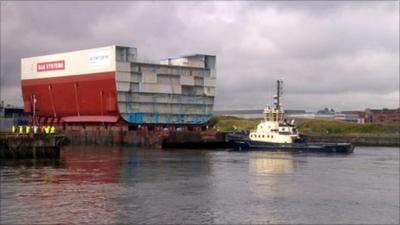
[0, 146, 399, 224]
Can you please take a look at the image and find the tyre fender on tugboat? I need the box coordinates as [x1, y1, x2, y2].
[234, 141, 250, 151]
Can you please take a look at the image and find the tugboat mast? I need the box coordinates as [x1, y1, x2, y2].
[274, 80, 283, 110]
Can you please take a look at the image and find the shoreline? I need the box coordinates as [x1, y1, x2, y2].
[1, 130, 398, 153]
[303, 133, 399, 147]
[62, 130, 399, 148]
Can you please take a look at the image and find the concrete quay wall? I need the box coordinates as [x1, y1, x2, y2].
[64, 129, 165, 148]
[0, 134, 66, 159]
[63, 128, 227, 149]
[63, 127, 399, 148]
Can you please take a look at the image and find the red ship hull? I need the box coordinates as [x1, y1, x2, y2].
[21, 72, 119, 122]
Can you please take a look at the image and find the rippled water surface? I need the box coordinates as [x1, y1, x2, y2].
[1, 146, 399, 224]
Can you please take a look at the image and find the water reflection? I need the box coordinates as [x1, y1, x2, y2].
[1, 147, 219, 224]
[0, 158, 61, 169]
[116, 149, 216, 224]
[249, 152, 296, 175]
[1, 147, 398, 224]
[60, 146, 124, 183]
[1, 146, 126, 224]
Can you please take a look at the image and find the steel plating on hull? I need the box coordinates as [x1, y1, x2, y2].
[21, 46, 216, 126]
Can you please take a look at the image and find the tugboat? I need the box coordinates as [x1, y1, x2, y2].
[229, 80, 354, 153]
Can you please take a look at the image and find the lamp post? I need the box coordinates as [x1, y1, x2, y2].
[0, 71, 2, 110]
[32, 95, 36, 127]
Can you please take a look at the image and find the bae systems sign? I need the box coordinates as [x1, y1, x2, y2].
[37, 60, 65, 72]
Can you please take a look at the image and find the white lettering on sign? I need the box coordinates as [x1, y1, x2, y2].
[88, 51, 110, 69]
[37, 60, 65, 72]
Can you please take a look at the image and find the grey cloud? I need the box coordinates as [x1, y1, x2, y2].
[247, 1, 397, 17]
[1, 1, 398, 111]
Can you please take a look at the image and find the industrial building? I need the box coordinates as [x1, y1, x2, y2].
[0, 102, 28, 132]
[213, 109, 307, 119]
[21, 46, 216, 128]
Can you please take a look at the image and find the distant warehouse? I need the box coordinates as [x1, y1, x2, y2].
[21, 46, 216, 126]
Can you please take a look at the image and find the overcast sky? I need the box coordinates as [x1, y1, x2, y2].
[1, 1, 399, 111]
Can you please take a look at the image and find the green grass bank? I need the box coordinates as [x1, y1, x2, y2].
[210, 115, 400, 136]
